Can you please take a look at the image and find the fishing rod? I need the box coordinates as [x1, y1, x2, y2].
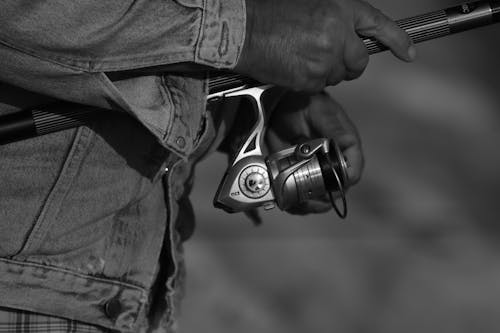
[0, 0, 499, 144]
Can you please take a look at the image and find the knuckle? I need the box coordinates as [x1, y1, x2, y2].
[369, 7, 387, 32]
[355, 51, 369, 72]
[345, 38, 369, 73]
[352, 162, 364, 184]
[317, 16, 343, 50]
[303, 78, 325, 93]
[305, 59, 329, 78]
[323, 3, 342, 23]
[326, 71, 344, 86]
[316, 33, 334, 51]
[318, 4, 345, 38]
[345, 69, 363, 81]
[305, 79, 325, 93]
[372, 17, 385, 33]
[291, 77, 306, 91]
[361, 51, 370, 68]
[404, 32, 413, 46]
[348, 172, 362, 185]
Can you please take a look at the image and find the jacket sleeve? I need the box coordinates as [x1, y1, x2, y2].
[0, 0, 246, 107]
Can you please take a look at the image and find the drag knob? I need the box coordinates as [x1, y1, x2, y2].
[239, 165, 271, 199]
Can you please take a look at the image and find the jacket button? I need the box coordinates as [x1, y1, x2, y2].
[176, 136, 186, 149]
[104, 298, 122, 320]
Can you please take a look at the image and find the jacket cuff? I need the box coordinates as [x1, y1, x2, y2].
[194, 0, 246, 69]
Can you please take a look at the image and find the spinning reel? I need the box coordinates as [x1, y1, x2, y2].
[212, 86, 351, 218]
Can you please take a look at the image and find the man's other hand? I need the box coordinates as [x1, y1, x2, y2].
[235, 0, 415, 92]
[266, 91, 363, 215]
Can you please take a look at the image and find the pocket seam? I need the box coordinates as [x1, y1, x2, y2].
[14, 126, 94, 256]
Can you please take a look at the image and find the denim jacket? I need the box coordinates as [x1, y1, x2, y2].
[0, 1, 245, 332]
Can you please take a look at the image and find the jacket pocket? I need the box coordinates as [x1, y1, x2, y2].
[4, 126, 94, 258]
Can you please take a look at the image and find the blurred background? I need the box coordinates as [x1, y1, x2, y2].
[179, 0, 500, 332]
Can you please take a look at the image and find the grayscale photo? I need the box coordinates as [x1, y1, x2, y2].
[0, 0, 499, 332]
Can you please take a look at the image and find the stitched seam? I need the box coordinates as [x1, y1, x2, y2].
[163, 158, 185, 326]
[14, 127, 93, 255]
[160, 75, 175, 144]
[0, 38, 197, 72]
[160, 75, 176, 143]
[160, 76, 189, 157]
[11, 129, 78, 257]
[98, 73, 167, 138]
[237, 0, 247, 65]
[173, 0, 204, 9]
[0, 257, 146, 292]
[0, 38, 90, 72]
[193, 0, 208, 65]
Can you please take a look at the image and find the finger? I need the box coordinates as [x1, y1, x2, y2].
[267, 91, 313, 144]
[343, 32, 370, 81]
[341, 142, 364, 185]
[354, 1, 416, 62]
[305, 93, 364, 184]
[306, 93, 356, 141]
[265, 126, 289, 152]
[326, 65, 347, 86]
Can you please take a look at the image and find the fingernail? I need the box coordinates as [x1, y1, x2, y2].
[407, 45, 417, 62]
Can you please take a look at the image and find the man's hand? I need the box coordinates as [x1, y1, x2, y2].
[266, 91, 363, 215]
[235, 0, 415, 92]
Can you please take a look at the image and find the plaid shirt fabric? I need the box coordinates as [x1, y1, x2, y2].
[0, 307, 113, 333]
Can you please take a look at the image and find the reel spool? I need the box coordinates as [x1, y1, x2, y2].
[267, 139, 349, 218]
